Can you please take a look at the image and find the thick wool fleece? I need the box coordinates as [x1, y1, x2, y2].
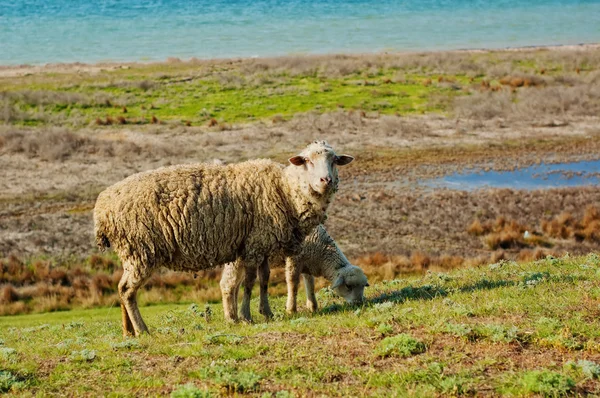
[94, 159, 327, 278]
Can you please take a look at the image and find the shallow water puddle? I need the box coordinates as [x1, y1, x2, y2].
[424, 159, 600, 190]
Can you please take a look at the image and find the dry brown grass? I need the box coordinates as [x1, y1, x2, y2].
[355, 251, 470, 281]
[0, 126, 173, 161]
[542, 206, 600, 242]
[0, 90, 117, 107]
[0, 253, 228, 315]
[468, 207, 600, 253]
[455, 80, 600, 120]
[542, 212, 575, 239]
[1, 284, 19, 304]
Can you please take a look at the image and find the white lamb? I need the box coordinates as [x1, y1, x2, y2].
[227, 224, 369, 321]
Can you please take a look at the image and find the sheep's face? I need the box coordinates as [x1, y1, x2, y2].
[289, 141, 353, 196]
[331, 265, 369, 305]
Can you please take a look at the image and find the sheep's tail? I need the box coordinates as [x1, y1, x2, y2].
[95, 221, 111, 251]
[96, 231, 111, 251]
[98, 233, 110, 250]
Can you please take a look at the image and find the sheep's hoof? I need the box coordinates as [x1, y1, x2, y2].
[134, 328, 150, 337]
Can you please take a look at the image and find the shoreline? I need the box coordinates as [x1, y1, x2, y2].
[1, 42, 599, 78]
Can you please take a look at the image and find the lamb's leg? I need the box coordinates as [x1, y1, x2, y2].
[285, 257, 301, 314]
[220, 261, 244, 323]
[258, 258, 274, 320]
[240, 263, 258, 323]
[302, 274, 318, 313]
[118, 265, 150, 337]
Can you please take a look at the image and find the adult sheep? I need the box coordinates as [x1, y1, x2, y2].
[93, 141, 353, 336]
[224, 224, 369, 321]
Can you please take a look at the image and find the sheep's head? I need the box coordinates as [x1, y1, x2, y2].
[288, 141, 353, 197]
[331, 265, 369, 305]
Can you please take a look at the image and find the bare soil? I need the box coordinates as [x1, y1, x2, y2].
[2, 112, 600, 262]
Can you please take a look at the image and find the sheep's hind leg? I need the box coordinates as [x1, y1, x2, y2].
[121, 303, 135, 337]
[119, 264, 150, 337]
[285, 257, 301, 314]
[303, 274, 318, 313]
[220, 261, 244, 323]
[258, 259, 274, 320]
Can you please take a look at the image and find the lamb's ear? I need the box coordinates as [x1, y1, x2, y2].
[331, 275, 344, 289]
[335, 155, 354, 166]
[289, 156, 306, 166]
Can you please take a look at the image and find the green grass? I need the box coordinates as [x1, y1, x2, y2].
[2, 72, 460, 127]
[1, 254, 600, 396]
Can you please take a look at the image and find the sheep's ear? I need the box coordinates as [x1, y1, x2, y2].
[331, 275, 344, 289]
[289, 156, 305, 166]
[335, 155, 354, 166]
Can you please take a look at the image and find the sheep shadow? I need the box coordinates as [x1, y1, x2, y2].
[319, 277, 515, 316]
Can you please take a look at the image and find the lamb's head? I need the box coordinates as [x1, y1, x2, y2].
[331, 265, 369, 305]
[288, 141, 353, 197]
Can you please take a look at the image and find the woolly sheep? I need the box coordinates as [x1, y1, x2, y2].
[93, 141, 353, 336]
[229, 224, 369, 321]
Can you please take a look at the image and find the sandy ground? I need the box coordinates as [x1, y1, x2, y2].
[1, 43, 599, 78]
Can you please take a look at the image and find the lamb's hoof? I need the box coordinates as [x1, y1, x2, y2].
[240, 312, 253, 324]
[262, 311, 274, 320]
[259, 307, 274, 320]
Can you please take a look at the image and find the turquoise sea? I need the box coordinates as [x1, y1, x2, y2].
[1, 0, 599, 65]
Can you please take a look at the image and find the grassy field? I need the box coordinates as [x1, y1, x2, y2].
[2, 47, 599, 127]
[2, 254, 600, 396]
[2, 48, 600, 396]
[2, 47, 600, 317]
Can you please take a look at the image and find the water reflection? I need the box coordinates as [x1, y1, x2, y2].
[424, 160, 600, 190]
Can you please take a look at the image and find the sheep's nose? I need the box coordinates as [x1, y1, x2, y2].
[320, 176, 332, 185]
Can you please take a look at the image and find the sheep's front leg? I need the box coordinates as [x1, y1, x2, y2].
[118, 264, 151, 337]
[302, 274, 318, 313]
[220, 261, 244, 323]
[285, 257, 302, 314]
[258, 259, 274, 320]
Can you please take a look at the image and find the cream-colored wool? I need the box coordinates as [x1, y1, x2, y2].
[93, 141, 353, 336]
[232, 224, 369, 320]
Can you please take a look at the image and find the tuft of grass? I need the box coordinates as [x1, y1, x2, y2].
[375, 333, 426, 358]
[110, 340, 141, 350]
[502, 370, 575, 396]
[567, 360, 600, 380]
[0, 371, 28, 393]
[69, 349, 96, 362]
[192, 366, 261, 394]
[171, 383, 213, 398]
